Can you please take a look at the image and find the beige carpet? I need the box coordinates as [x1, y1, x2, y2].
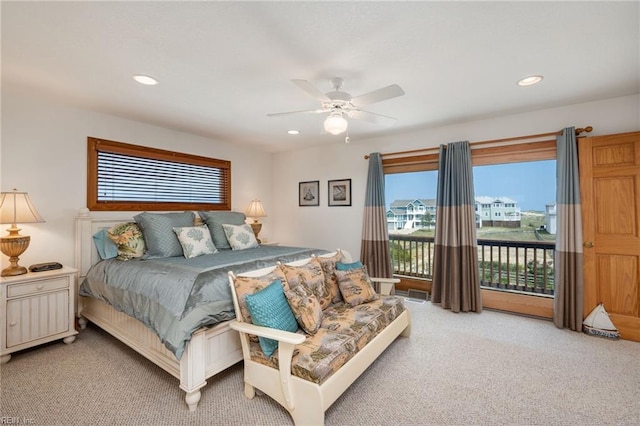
[1, 300, 639, 425]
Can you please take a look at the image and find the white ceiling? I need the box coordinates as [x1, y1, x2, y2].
[2, 1, 638, 152]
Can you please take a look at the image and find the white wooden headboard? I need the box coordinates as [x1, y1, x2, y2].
[74, 208, 134, 279]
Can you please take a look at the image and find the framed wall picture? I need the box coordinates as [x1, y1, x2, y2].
[299, 181, 320, 206]
[328, 179, 352, 206]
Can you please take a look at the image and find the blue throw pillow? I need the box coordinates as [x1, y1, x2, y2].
[245, 279, 299, 357]
[336, 260, 364, 271]
[134, 211, 195, 259]
[92, 229, 118, 260]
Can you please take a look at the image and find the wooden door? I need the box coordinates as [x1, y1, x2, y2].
[580, 131, 640, 342]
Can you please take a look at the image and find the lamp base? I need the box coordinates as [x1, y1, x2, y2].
[1, 264, 28, 277]
[1, 235, 30, 277]
[250, 222, 262, 244]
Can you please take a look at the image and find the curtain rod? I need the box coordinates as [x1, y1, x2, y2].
[363, 126, 593, 160]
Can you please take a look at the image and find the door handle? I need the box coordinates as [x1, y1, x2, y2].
[584, 241, 594, 248]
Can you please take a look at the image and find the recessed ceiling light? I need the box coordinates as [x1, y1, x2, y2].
[287, 130, 300, 135]
[517, 75, 543, 86]
[133, 74, 159, 85]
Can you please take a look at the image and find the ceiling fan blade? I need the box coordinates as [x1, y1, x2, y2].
[351, 84, 405, 107]
[267, 108, 325, 117]
[291, 79, 331, 102]
[349, 109, 397, 126]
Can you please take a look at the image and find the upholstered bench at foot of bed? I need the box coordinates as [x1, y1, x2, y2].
[247, 295, 406, 385]
[228, 251, 412, 425]
[229, 305, 411, 425]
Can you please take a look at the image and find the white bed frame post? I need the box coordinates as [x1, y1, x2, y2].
[74, 208, 93, 316]
[179, 329, 207, 411]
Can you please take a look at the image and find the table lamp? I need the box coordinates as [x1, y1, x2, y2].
[244, 200, 267, 244]
[0, 189, 45, 277]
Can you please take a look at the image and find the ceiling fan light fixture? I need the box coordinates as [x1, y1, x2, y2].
[324, 112, 348, 135]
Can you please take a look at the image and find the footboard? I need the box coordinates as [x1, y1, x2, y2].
[79, 296, 242, 411]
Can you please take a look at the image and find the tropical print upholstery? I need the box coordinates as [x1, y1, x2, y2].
[285, 284, 323, 334]
[280, 261, 331, 309]
[335, 266, 379, 307]
[313, 253, 344, 305]
[321, 296, 405, 350]
[248, 296, 405, 384]
[249, 328, 357, 384]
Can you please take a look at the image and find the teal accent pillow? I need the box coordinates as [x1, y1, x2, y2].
[93, 229, 118, 260]
[336, 260, 364, 271]
[134, 212, 195, 259]
[244, 279, 299, 357]
[198, 211, 246, 250]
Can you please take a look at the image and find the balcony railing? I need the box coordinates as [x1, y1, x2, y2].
[389, 234, 555, 296]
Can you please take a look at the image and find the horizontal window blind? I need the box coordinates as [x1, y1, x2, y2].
[97, 151, 226, 203]
[87, 137, 231, 211]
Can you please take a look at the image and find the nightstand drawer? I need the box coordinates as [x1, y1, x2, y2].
[7, 276, 70, 298]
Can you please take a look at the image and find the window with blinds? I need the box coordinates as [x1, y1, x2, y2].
[87, 137, 231, 211]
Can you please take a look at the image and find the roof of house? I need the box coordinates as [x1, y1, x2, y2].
[475, 196, 518, 205]
[389, 199, 436, 208]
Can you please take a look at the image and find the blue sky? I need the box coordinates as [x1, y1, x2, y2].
[385, 160, 556, 212]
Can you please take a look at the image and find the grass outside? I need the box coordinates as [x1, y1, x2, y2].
[406, 212, 555, 242]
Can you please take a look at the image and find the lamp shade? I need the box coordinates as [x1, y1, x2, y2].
[0, 190, 44, 276]
[324, 112, 348, 135]
[245, 200, 267, 219]
[0, 190, 45, 226]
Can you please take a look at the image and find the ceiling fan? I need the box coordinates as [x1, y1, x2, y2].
[267, 77, 405, 136]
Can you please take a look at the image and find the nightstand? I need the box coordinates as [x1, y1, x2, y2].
[1, 266, 78, 364]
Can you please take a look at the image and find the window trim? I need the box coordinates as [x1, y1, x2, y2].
[382, 140, 556, 174]
[87, 137, 231, 211]
[383, 138, 557, 318]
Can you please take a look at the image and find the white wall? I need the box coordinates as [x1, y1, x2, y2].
[0, 87, 274, 270]
[3, 89, 638, 270]
[271, 94, 640, 258]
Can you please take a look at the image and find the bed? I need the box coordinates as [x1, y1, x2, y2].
[74, 208, 348, 411]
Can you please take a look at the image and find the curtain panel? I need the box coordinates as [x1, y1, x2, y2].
[361, 152, 393, 281]
[553, 127, 584, 330]
[432, 141, 482, 312]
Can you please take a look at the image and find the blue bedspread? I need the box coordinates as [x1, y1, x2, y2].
[79, 245, 328, 359]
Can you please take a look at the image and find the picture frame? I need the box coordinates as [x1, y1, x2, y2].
[299, 181, 320, 206]
[328, 179, 352, 207]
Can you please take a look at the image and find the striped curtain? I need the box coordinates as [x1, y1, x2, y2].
[554, 127, 584, 330]
[361, 152, 393, 281]
[432, 141, 482, 312]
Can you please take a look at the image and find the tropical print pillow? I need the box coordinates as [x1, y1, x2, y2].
[285, 284, 323, 335]
[280, 260, 329, 309]
[335, 266, 379, 307]
[173, 225, 217, 258]
[106, 222, 145, 261]
[221, 223, 259, 250]
[313, 252, 345, 305]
